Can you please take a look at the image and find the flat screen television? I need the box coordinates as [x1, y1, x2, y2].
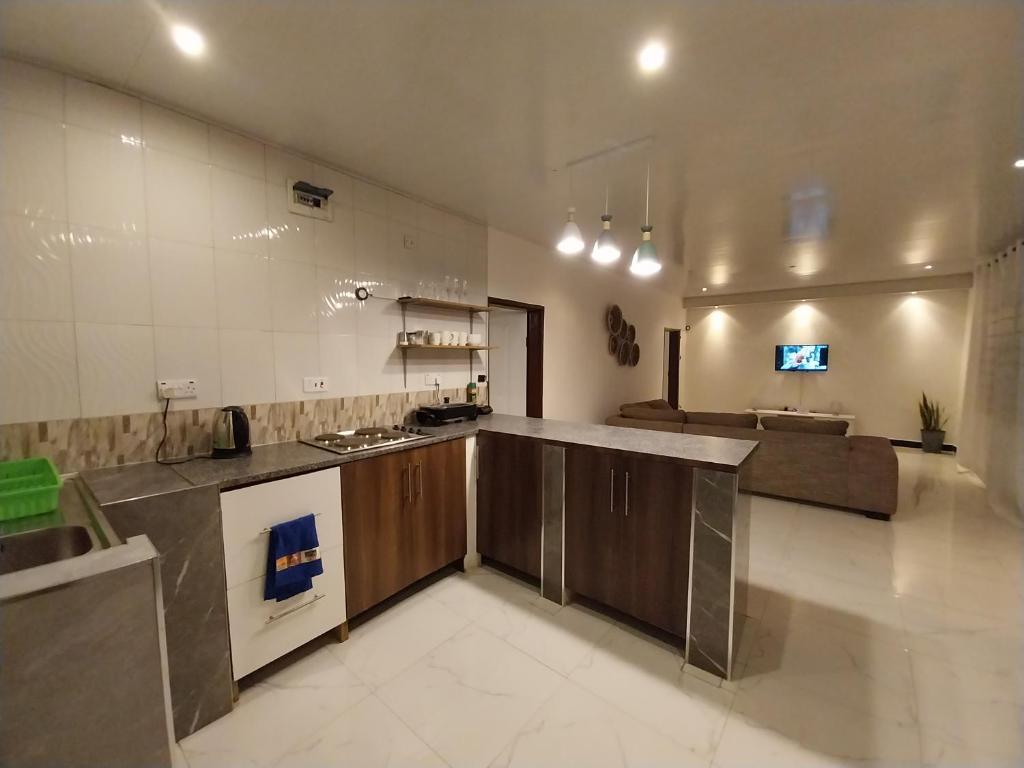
[775, 344, 829, 372]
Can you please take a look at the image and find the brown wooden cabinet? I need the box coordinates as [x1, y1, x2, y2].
[341, 438, 467, 617]
[476, 431, 543, 579]
[564, 447, 691, 637]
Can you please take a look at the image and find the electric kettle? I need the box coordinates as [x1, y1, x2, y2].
[212, 405, 251, 458]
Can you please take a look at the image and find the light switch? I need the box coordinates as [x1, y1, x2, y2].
[303, 377, 329, 393]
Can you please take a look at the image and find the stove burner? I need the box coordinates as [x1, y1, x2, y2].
[354, 426, 391, 436]
[302, 426, 428, 456]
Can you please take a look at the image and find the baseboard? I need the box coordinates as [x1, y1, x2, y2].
[890, 438, 957, 454]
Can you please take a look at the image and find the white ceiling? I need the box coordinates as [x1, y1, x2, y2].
[2, 1, 1021, 296]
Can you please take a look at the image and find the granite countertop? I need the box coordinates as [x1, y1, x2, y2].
[475, 414, 758, 472]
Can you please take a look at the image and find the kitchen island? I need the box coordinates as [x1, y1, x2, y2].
[475, 414, 757, 681]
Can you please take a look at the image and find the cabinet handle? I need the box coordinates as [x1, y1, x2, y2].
[266, 593, 324, 624]
[415, 462, 423, 499]
[406, 463, 413, 502]
[609, 468, 615, 513]
[625, 471, 630, 517]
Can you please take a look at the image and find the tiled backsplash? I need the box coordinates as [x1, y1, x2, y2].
[0, 388, 482, 474]
[0, 58, 488, 429]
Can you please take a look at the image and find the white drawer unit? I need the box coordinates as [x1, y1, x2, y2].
[221, 468, 344, 589]
[220, 468, 346, 680]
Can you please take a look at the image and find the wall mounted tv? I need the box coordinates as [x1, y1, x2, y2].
[775, 344, 829, 372]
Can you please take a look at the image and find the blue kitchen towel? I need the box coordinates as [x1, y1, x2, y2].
[264, 513, 323, 602]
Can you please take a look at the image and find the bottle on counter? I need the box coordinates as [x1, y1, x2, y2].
[466, 381, 477, 403]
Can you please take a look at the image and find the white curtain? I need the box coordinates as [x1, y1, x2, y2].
[958, 239, 1024, 523]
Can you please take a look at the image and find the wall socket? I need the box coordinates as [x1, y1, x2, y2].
[403, 234, 417, 250]
[423, 373, 440, 386]
[156, 378, 198, 399]
[303, 377, 329, 393]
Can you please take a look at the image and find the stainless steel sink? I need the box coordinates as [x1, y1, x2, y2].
[0, 525, 94, 575]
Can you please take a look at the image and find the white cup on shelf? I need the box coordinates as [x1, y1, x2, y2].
[428, 331, 442, 346]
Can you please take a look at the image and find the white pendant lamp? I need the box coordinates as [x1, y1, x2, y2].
[591, 185, 620, 264]
[556, 207, 584, 255]
[630, 164, 661, 277]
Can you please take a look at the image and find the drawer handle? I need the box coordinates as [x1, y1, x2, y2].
[266, 593, 325, 624]
[260, 512, 323, 534]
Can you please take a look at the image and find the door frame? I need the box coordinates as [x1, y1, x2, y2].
[488, 297, 544, 418]
[663, 328, 681, 409]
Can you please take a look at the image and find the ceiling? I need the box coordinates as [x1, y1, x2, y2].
[2, 1, 1021, 296]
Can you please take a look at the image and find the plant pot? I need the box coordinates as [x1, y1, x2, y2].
[921, 429, 946, 453]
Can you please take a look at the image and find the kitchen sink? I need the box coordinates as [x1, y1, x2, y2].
[0, 525, 94, 575]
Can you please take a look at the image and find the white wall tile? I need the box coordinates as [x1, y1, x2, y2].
[266, 182, 316, 263]
[144, 147, 213, 245]
[354, 209, 388, 284]
[0, 320, 79, 423]
[69, 226, 151, 325]
[388, 220, 419, 298]
[319, 333, 358, 398]
[209, 126, 264, 179]
[0, 109, 66, 220]
[149, 238, 217, 328]
[316, 266, 358, 335]
[314, 206, 354, 271]
[312, 164, 353, 208]
[220, 328, 275, 405]
[388, 191, 418, 226]
[270, 259, 317, 333]
[0, 215, 72, 321]
[214, 249, 271, 330]
[212, 167, 268, 253]
[0, 59, 63, 120]
[154, 325, 221, 410]
[353, 178, 388, 215]
[66, 125, 146, 233]
[418, 202, 448, 235]
[265, 146, 313, 187]
[356, 335, 404, 395]
[65, 78, 141, 138]
[273, 331, 319, 401]
[142, 103, 208, 161]
[76, 322, 156, 417]
[356, 296, 403, 339]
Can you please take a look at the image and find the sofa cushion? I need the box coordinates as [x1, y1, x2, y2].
[760, 416, 849, 435]
[621, 405, 687, 423]
[685, 411, 758, 429]
[622, 398, 674, 411]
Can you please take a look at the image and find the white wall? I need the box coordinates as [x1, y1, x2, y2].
[0, 59, 487, 425]
[487, 228, 686, 424]
[683, 290, 971, 442]
[487, 308, 528, 416]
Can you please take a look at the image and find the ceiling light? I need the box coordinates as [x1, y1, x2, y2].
[1015, 158, 1024, 169]
[630, 164, 661, 277]
[924, 264, 933, 270]
[638, 41, 667, 73]
[592, 215, 620, 264]
[171, 24, 205, 57]
[701, 287, 708, 292]
[556, 207, 584, 255]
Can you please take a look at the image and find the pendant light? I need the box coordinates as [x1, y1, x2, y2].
[556, 164, 584, 255]
[630, 163, 661, 277]
[591, 184, 620, 264]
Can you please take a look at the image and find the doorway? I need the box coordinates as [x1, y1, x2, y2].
[663, 328, 681, 409]
[487, 298, 544, 418]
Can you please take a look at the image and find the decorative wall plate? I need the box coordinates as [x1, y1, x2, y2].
[630, 344, 640, 366]
[618, 341, 631, 365]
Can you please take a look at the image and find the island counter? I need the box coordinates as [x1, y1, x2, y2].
[474, 414, 757, 681]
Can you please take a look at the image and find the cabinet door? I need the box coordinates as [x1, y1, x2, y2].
[564, 447, 632, 613]
[409, 438, 467, 581]
[341, 450, 412, 617]
[623, 456, 691, 636]
[477, 432, 542, 578]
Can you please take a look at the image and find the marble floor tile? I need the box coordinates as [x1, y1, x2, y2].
[569, 622, 734, 762]
[919, 725, 1024, 768]
[376, 624, 563, 767]
[425, 568, 541, 627]
[273, 695, 447, 768]
[328, 589, 470, 689]
[491, 680, 709, 768]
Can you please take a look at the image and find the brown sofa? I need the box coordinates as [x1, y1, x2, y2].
[606, 400, 897, 519]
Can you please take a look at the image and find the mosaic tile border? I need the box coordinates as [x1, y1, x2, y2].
[0, 388, 483, 474]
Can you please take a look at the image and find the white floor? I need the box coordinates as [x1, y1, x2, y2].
[178, 450, 1024, 767]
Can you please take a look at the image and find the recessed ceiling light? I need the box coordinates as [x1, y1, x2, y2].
[701, 287, 708, 292]
[171, 24, 205, 57]
[924, 264, 933, 270]
[1015, 158, 1024, 169]
[638, 41, 667, 73]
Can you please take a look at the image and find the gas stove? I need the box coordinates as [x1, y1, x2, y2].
[301, 425, 429, 455]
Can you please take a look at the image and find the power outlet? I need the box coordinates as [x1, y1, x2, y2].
[403, 233, 417, 250]
[423, 372, 440, 386]
[156, 378, 198, 399]
[303, 376, 329, 393]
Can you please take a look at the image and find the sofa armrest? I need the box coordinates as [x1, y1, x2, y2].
[847, 436, 898, 517]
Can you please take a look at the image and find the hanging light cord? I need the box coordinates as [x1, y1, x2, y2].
[644, 163, 651, 227]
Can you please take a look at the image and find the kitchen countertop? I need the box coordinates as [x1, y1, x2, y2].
[475, 414, 757, 471]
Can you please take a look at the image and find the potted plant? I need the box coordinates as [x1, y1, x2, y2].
[918, 392, 948, 453]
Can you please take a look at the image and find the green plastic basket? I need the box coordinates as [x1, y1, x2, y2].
[0, 458, 63, 521]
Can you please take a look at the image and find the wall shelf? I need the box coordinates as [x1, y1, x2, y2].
[397, 297, 491, 313]
[398, 344, 495, 351]
[395, 297, 491, 387]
